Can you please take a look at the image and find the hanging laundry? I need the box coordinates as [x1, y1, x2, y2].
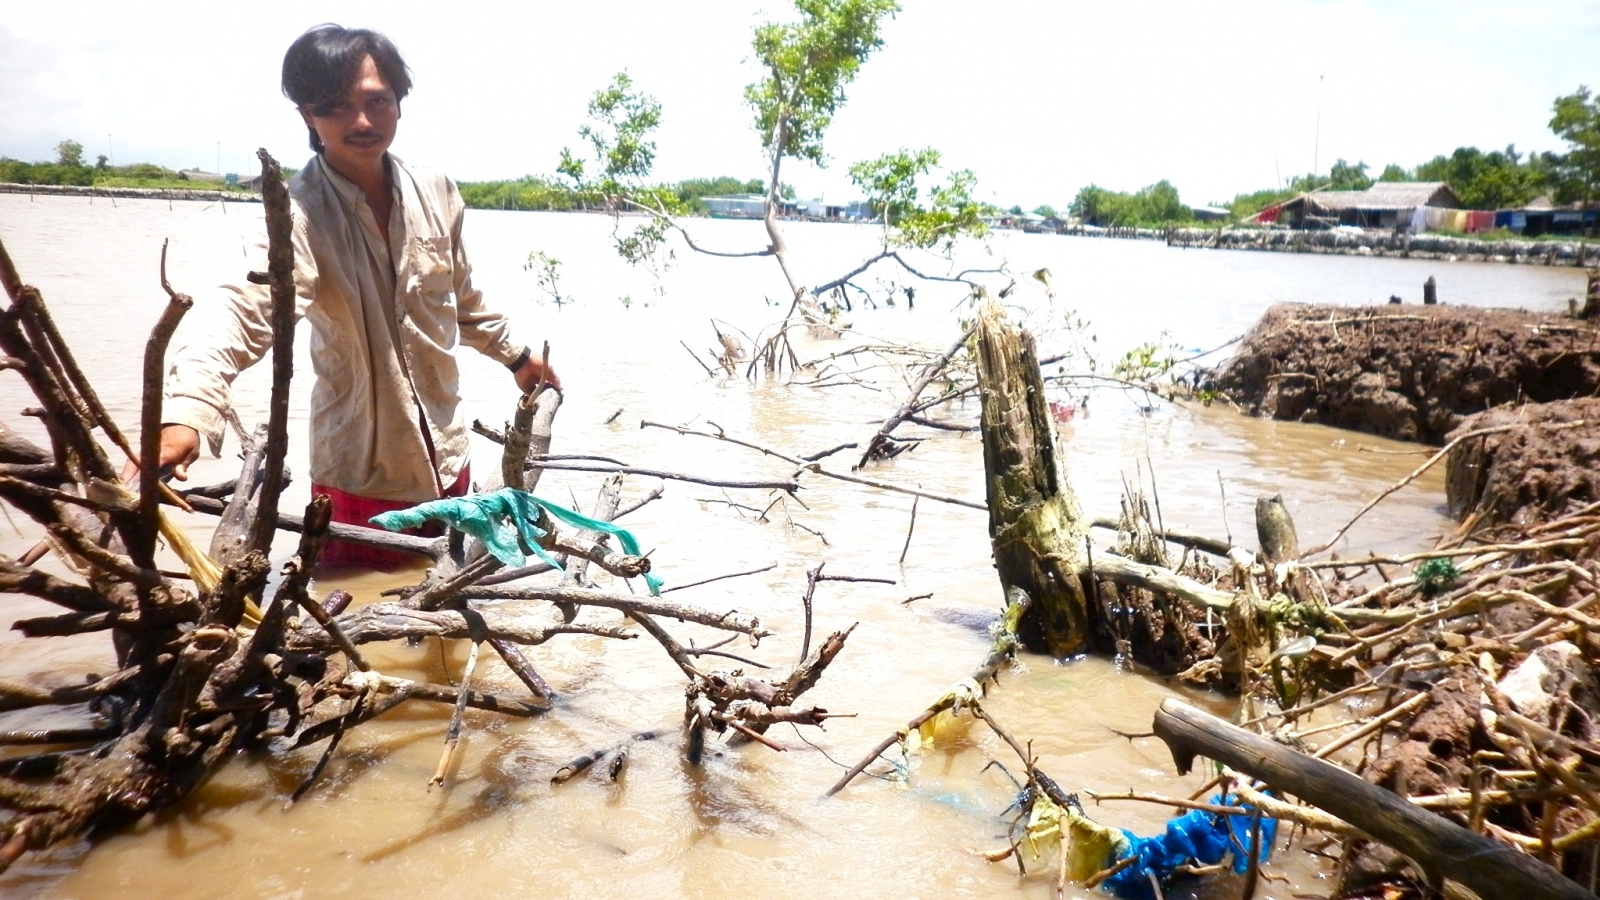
[1409, 206, 1426, 234]
[1255, 204, 1281, 224]
[1466, 210, 1496, 233]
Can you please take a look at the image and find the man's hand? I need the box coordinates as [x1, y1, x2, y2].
[513, 356, 561, 394]
[118, 424, 201, 483]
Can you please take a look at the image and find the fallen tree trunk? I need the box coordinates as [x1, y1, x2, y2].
[974, 299, 1091, 656]
[1152, 699, 1594, 900]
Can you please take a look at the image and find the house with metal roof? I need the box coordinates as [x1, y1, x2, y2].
[703, 195, 767, 218]
[1492, 194, 1600, 237]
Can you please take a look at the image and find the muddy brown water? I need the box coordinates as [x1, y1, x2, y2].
[0, 194, 1586, 899]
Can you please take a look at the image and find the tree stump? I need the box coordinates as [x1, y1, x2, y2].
[974, 300, 1091, 657]
[1254, 495, 1299, 564]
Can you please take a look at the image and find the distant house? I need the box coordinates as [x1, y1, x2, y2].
[1493, 194, 1599, 237]
[1190, 205, 1230, 222]
[1256, 182, 1461, 230]
[178, 169, 226, 184]
[707, 195, 872, 220]
[799, 198, 844, 219]
[797, 198, 872, 220]
[703, 195, 766, 218]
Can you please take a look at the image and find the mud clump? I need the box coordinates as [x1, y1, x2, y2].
[1446, 398, 1600, 525]
[1214, 303, 1600, 444]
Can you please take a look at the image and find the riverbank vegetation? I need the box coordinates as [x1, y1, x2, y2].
[457, 173, 781, 214]
[1219, 87, 1600, 222]
[1073, 88, 1600, 228]
[1069, 179, 1194, 227]
[0, 140, 256, 193]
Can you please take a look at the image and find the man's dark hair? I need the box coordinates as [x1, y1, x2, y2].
[282, 24, 412, 152]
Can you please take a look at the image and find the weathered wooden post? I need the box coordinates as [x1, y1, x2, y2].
[1423, 275, 1438, 305]
[974, 300, 1092, 657]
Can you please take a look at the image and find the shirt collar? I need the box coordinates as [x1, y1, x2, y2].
[315, 153, 401, 209]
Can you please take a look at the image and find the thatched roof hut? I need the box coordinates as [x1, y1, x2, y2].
[1257, 182, 1462, 230]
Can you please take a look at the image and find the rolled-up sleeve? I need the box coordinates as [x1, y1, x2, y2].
[163, 211, 317, 454]
[446, 181, 525, 368]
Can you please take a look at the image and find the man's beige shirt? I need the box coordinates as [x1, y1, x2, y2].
[163, 154, 524, 501]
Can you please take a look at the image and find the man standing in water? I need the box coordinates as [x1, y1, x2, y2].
[147, 24, 558, 567]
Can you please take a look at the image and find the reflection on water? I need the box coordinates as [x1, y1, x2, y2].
[0, 195, 1581, 899]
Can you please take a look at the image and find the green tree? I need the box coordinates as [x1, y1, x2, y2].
[1069, 184, 1115, 224]
[558, 71, 661, 194]
[1032, 204, 1057, 219]
[1134, 180, 1189, 222]
[554, 73, 685, 265]
[744, 0, 900, 296]
[1551, 86, 1600, 204]
[56, 140, 84, 168]
[1282, 158, 1370, 193]
[549, 0, 993, 340]
[1070, 181, 1192, 227]
[1415, 145, 1546, 208]
[673, 176, 766, 212]
[1378, 163, 1409, 182]
[1326, 159, 1372, 191]
[847, 148, 984, 252]
[1226, 187, 1296, 221]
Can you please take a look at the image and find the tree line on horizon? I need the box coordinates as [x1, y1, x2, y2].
[457, 174, 791, 215]
[7, 83, 1598, 234]
[1070, 87, 1600, 229]
[0, 140, 258, 192]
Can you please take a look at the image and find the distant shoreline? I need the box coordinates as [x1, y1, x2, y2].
[1162, 226, 1593, 268]
[0, 182, 260, 203]
[5, 186, 1588, 269]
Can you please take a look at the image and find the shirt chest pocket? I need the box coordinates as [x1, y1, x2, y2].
[412, 235, 455, 297]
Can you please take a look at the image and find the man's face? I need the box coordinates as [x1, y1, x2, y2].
[301, 54, 400, 175]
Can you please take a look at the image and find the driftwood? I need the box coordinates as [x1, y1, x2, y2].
[854, 324, 974, 468]
[639, 419, 986, 511]
[247, 149, 296, 556]
[1153, 699, 1594, 900]
[828, 586, 1030, 796]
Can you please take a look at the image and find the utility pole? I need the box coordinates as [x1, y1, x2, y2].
[1313, 74, 1324, 177]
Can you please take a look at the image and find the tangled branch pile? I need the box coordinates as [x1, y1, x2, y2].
[0, 152, 850, 875]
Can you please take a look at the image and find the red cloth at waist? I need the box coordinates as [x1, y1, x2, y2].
[312, 467, 470, 570]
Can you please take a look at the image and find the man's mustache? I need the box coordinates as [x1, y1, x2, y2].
[344, 130, 383, 142]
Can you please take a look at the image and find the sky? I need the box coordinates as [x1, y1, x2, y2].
[2, 1, 1597, 208]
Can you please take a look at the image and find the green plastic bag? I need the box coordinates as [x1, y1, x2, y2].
[369, 488, 662, 595]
